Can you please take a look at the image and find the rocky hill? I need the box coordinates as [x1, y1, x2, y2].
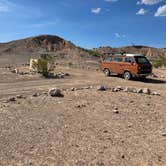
[94, 45, 166, 60]
[0, 34, 166, 67]
[0, 35, 94, 67]
[0, 35, 75, 53]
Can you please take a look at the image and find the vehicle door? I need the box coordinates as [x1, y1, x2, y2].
[112, 57, 124, 74]
[122, 57, 137, 75]
[102, 56, 113, 70]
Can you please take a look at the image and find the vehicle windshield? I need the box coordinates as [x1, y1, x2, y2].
[134, 56, 149, 64]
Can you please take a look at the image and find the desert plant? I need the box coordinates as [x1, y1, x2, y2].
[68, 62, 73, 66]
[32, 54, 54, 77]
[88, 50, 102, 57]
[152, 58, 166, 68]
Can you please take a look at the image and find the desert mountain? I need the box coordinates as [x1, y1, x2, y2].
[0, 35, 93, 66]
[0, 35, 75, 53]
[0, 34, 166, 67]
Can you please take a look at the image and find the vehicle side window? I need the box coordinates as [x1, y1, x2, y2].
[114, 57, 123, 62]
[125, 57, 134, 63]
[105, 57, 112, 62]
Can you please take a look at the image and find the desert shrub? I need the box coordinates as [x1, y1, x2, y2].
[88, 50, 102, 57]
[152, 58, 166, 68]
[33, 54, 54, 77]
[68, 62, 73, 66]
[40, 53, 53, 62]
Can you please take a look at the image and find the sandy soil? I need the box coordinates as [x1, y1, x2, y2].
[0, 67, 166, 166]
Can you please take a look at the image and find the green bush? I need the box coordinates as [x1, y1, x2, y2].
[68, 62, 73, 66]
[88, 50, 102, 58]
[32, 54, 54, 77]
[152, 58, 166, 68]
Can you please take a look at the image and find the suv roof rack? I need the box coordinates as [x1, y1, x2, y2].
[106, 52, 126, 56]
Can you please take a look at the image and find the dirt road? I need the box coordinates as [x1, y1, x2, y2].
[0, 67, 166, 99]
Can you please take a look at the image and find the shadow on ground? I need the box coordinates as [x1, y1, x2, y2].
[133, 78, 166, 84]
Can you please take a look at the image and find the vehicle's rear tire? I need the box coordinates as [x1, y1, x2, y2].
[104, 69, 110, 77]
[123, 71, 132, 80]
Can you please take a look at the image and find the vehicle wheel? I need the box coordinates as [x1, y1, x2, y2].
[123, 71, 132, 80]
[104, 69, 110, 77]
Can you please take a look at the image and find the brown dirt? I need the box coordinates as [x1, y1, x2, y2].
[0, 67, 166, 166]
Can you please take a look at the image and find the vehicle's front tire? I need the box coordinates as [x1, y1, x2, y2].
[123, 71, 132, 80]
[104, 69, 110, 77]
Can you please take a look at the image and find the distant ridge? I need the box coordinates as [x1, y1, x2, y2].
[0, 34, 165, 66]
[93, 46, 166, 59]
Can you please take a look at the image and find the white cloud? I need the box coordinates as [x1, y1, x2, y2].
[105, 0, 118, 2]
[0, 0, 43, 18]
[106, 9, 111, 12]
[115, 33, 126, 38]
[91, 8, 101, 14]
[136, 8, 147, 15]
[29, 21, 58, 28]
[115, 33, 120, 38]
[137, 0, 163, 5]
[0, 0, 11, 12]
[155, 4, 166, 16]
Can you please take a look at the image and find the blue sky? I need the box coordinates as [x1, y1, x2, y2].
[0, 0, 166, 48]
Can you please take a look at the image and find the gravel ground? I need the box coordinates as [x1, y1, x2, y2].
[0, 67, 166, 166]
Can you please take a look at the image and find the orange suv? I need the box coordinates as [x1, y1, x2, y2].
[101, 53, 152, 80]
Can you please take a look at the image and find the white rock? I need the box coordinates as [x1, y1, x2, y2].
[161, 133, 166, 136]
[97, 85, 107, 91]
[123, 87, 130, 92]
[142, 88, 151, 95]
[49, 88, 64, 97]
[136, 89, 143, 93]
[152, 92, 161, 96]
[113, 109, 119, 114]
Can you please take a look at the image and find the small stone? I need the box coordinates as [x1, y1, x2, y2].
[128, 124, 132, 128]
[32, 92, 39, 97]
[65, 73, 70, 76]
[152, 73, 158, 78]
[70, 87, 75, 91]
[112, 88, 120, 92]
[136, 88, 143, 93]
[2, 100, 9, 103]
[142, 88, 151, 95]
[49, 88, 64, 97]
[113, 109, 119, 114]
[132, 88, 137, 93]
[103, 130, 108, 133]
[8, 97, 16, 102]
[96, 161, 105, 166]
[121, 155, 125, 159]
[161, 133, 166, 136]
[152, 92, 161, 96]
[90, 86, 93, 89]
[114, 107, 118, 110]
[116, 86, 124, 90]
[83, 86, 91, 89]
[123, 87, 130, 92]
[160, 75, 165, 79]
[97, 85, 107, 91]
[16, 95, 25, 99]
[42, 92, 48, 95]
